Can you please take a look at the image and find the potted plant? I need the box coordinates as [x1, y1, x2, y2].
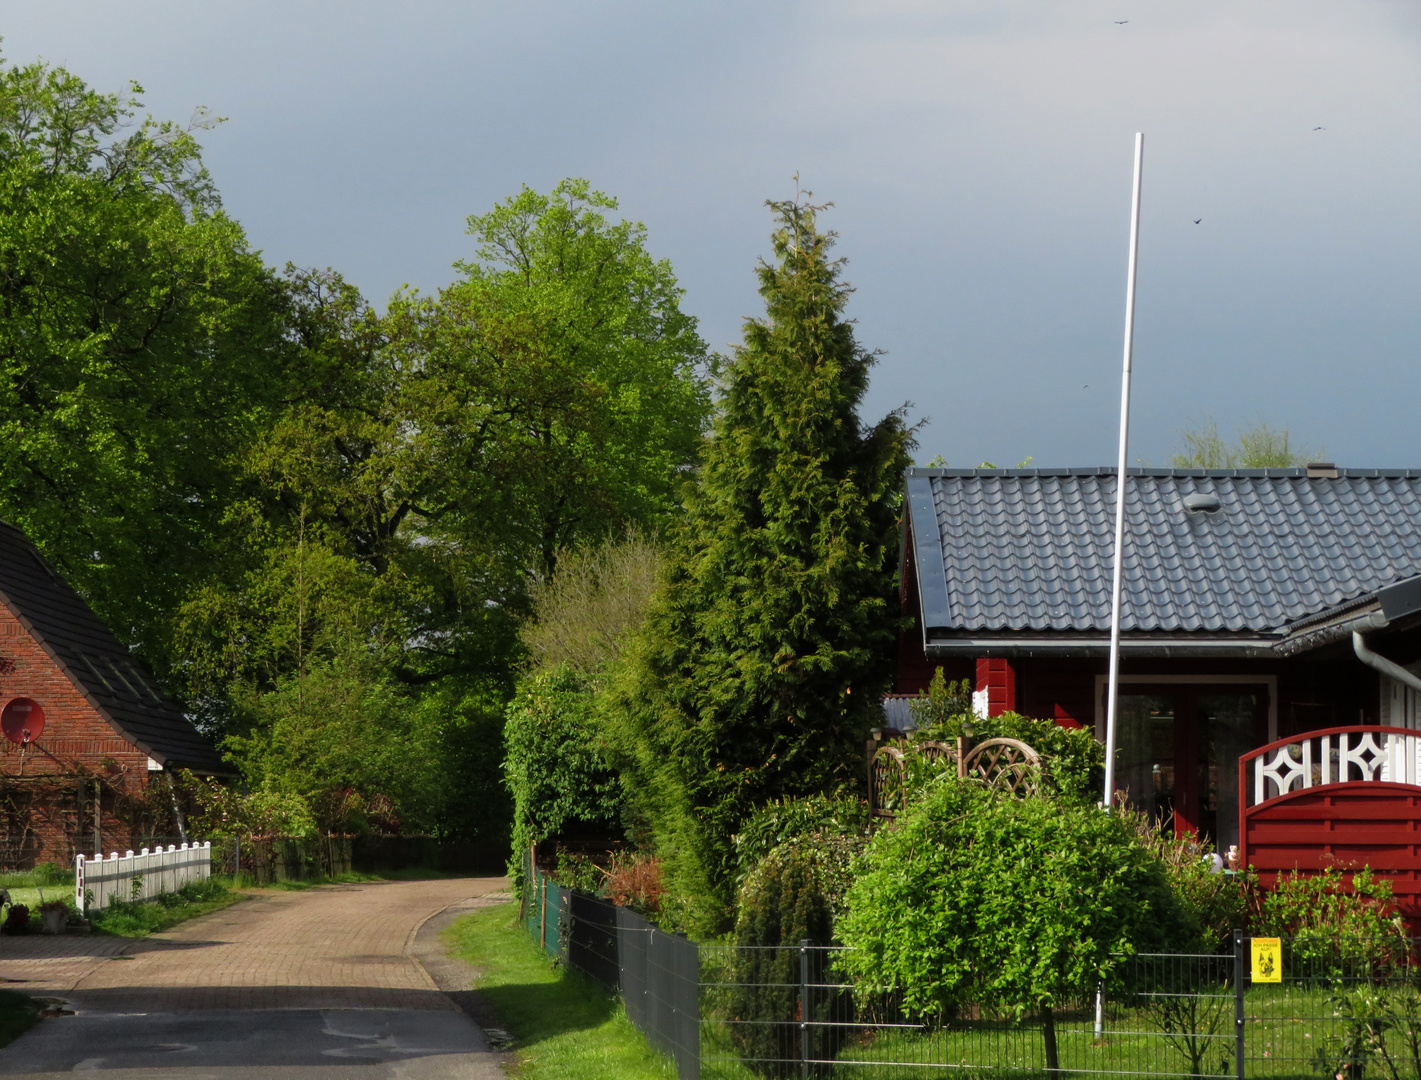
[3, 904, 29, 935]
[38, 899, 69, 935]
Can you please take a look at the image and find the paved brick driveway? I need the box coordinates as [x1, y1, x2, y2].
[0, 877, 511, 1077]
[0, 877, 507, 1012]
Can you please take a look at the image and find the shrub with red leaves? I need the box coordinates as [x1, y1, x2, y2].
[604, 853, 664, 919]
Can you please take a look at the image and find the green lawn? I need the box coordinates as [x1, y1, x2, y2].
[89, 876, 246, 937]
[443, 901, 678, 1080]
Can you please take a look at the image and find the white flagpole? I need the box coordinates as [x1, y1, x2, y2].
[1102, 132, 1144, 815]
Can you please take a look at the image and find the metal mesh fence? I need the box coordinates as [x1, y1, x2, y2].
[520, 867, 1421, 1079]
[699, 945, 1237, 1078]
[1239, 929, 1421, 1079]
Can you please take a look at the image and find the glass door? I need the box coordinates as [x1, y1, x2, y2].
[1111, 685, 1266, 847]
[1196, 693, 1260, 854]
[1116, 694, 1179, 831]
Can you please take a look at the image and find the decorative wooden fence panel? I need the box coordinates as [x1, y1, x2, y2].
[1240, 726, 1421, 916]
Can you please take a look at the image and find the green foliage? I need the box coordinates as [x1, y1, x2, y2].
[504, 668, 623, 884]
[902, 669, 974, 727]
[1312, 984, 1421, 1080]
[725, 832, 864, 1077]
[175, 180, 710, 851]
[30, 863, 69, 888]
[0, 56, 293, 674]
[908, 669, 1104, 805]
[731, 794, 869, 892]
[1117, 805, 1246, 950]
[177, 769, 317, 840]
[89, 876, 240, 937]
[1254, 867, 1406, 974]
[417, 178, 713, 579]
[611, 194, 913, 934]
[523, 531, 665, 676]
[837, 776, 1189, 1019]
[223, 654, 439, 835]
[550, 848, 605, 895]
[1172, 418, 1320, 469]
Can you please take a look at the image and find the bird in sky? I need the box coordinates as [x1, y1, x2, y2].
[1313, 126, 1326, 131]
[1194, 218, 1202, 224]
[1114, 19, 1128, 24]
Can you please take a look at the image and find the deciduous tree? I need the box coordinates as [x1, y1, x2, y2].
[0, 58, 292, 667]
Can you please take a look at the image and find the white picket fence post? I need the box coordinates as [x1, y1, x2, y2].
[73, 841, 211, 915]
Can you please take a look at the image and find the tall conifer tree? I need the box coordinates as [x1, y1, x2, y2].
[617, 195, 913, 930]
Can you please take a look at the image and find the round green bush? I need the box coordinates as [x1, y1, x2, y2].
[837, 776, 1190, 1024]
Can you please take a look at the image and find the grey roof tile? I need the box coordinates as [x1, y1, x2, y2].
[909, 467, 1421, 634]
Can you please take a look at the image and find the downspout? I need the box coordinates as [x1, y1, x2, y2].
[1353, 631, 1421, 697]
[167, 777, 189, 846]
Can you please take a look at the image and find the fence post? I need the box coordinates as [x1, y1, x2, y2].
[799, 938, 810, 1080]
[1233, 928, 1245, 1080]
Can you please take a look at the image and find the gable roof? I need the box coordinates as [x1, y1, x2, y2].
[906, 467, 1421, 653]
[0, 523, 228, 774]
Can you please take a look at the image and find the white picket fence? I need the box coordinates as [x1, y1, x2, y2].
[74, 842, 212, 914]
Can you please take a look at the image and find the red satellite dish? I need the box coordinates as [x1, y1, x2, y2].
[1, 698, 44, 745]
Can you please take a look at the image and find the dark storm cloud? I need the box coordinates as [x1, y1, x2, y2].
[7, 1, 1420, 466]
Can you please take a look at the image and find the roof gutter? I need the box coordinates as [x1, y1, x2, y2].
[925, 635, 1281, 659]
[1275, 573, 1421, 658]
[1353, 631, 1421, 696]
[1274, 606, 1387, 656]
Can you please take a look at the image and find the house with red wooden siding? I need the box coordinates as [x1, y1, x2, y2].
[894, 465, 1421, 913]
[0, 522, 228, 868]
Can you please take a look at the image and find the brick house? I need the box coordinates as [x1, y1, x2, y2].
[893, 466, 1421, 913]
[0, 522, 227, 868]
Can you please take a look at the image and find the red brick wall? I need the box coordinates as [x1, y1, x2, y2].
[0, 607, 150, 865]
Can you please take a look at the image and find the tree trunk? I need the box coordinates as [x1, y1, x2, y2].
[1042, 1003, 1060, 1077]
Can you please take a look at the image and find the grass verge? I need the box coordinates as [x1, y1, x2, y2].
[444, 901, 676, 1080]
[89, 876, 246, 937]
[0, 991, 40, 1047]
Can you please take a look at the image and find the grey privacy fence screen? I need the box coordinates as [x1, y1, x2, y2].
[524, 864, 700, 1080]
[521, 866, 1421, 1078]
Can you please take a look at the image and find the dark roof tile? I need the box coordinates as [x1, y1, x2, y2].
[908, 467, 1421, 634]
[0, 523, 227, 773]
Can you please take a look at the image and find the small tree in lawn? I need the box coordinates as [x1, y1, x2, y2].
[837, 777, 1191, 1074]
[612, 192, 912, 933]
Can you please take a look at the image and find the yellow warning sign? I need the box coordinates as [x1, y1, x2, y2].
[1251, 937, 1282, 983]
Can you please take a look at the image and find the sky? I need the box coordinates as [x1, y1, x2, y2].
[6, 1, 1420, 467]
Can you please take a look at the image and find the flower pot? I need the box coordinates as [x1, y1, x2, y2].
[41, 909, 66, 935]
